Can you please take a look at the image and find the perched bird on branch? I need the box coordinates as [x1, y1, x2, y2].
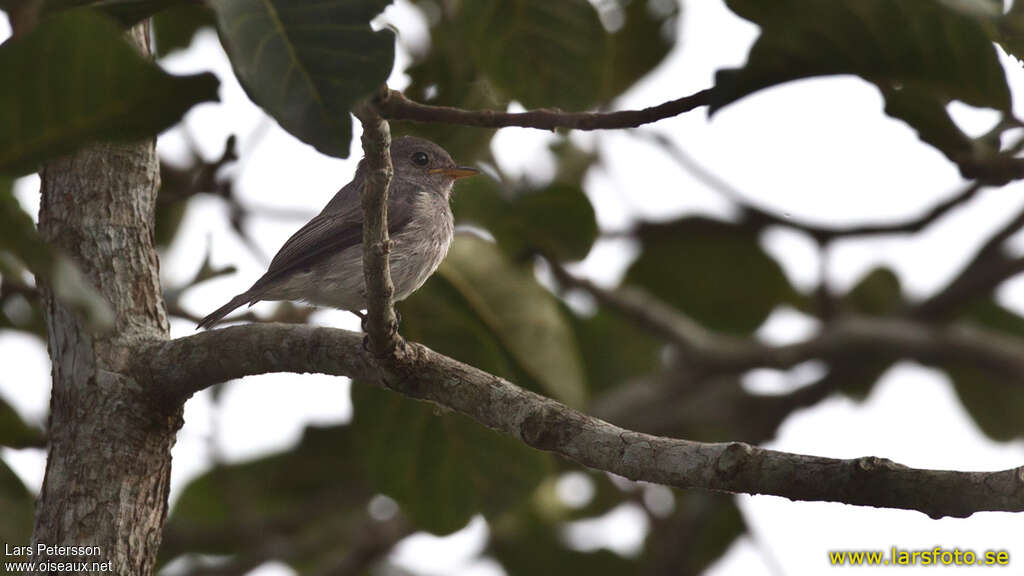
[197, 136, 477, 329]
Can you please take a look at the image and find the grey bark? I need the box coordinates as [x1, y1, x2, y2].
[352, 104, 399, 356]
[32, 24, 180, 576]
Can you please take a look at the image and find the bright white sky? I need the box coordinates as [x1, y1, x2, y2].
[2, 1, 1024, 574]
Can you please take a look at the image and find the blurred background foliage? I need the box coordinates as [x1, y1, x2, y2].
[2, 0, 1024, 574]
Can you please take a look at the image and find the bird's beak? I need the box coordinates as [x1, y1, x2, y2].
[430, 166, 479, 179]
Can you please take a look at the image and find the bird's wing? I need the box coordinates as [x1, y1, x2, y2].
[248, 180, 418, 293]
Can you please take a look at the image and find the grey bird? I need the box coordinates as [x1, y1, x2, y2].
[197, 136, 478, 329]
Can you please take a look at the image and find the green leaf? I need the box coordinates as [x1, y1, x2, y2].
[398, 5, 501, 163]
[165, 424, 371, 557]
[400, 271, 521, 383]
[570, 308, 662, 395]
[0, 176, 113, 330]
[883, 86, 975, 162]
[946, 360, 1024, 441]
[601, 0, 680, 100]
[351, 383, 551, 535]
[626, 217, 793, 334]
[845, 267, 902, 316]
[828, 267, 904, 398]
[153, 3, 215, 57]
[490, 505, 637, 576]
[0, 458, 34, 548]
[455, 179, 598, 262]
[946, 299, 1024, 440]
[400, 235, 587, 406]
[459, 0, 609, 110]
[713, 0, 1011, 114]
[0, 393, 45, 448]
[0, 9, 219, 176]
[1, 13, 212, 164]
[641, 492, 745, 574]
[436, 236, 588, 407]
[998, 1, 1024, 62]
[881, 83, 1017, 182]
[212, 0, 395, 158]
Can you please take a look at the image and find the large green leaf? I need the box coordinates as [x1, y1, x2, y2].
[713, 0, 1011, 114]
[0, 9, 219, 175]
[454, 140, 599, 262]
[0, 394, 44, 449]
[455, 179, 598, 263]
[601, 0, 680, 100]
[570, 308, 662, 395]
[435, 236, 587, 407]
[641, 492, 745, 575]
[829, 267, 904, 398]
[946, 360, 1024, 442]
[399, 235, 587, 406]
[400, 269, 522, 383]
[213, 0, 395, 158]
[153, 3, 215, 57]
[0, 459, 33, 549]
[459, 0, 609, 110]
[881, 86, 979, 168]
[164, 424, 371, 558]
[490, 506, 637, 576]
[999, 1, 1024, 62]
[398, 3, 501, 163]
[945, 299, 1024, 440]
[351, 383, 551, 535]
[845, 266, 903, 316]
[626, 217, 793, 334]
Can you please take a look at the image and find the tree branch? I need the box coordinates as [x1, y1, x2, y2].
[547, 259, 1024, 378]
[912, 204, 1024, 320]
[134, 324, 1024, 519]
[352, 103, 400, 356]
[374, 88, 715, 131]
[641, 132, 988, 243]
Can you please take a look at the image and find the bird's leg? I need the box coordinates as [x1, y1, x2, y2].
[388, 309, 406, 352]
[358, 308, 406, 353]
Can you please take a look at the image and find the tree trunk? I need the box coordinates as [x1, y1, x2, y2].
[32, 24, 180, 575]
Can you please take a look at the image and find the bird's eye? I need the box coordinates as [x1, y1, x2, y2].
[412, 151, 429, 166]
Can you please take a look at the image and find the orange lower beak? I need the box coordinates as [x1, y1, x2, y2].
[430, 166, 479, 179]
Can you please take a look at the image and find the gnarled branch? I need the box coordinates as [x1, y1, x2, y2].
[133, 323, 1024, 519]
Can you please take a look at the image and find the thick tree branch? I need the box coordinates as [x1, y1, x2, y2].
[135, 324, 1024, 518]
[375, 88, 715, 131]
[352, 103, 400, 356]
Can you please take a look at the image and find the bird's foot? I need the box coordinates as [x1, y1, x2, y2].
[355, 310, 368, 332]
[361, 333, 407, 355]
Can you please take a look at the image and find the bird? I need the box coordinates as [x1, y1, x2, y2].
[197, 136, 478, 329]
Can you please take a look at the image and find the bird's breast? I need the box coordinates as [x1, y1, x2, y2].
[390, 194, 454, 301]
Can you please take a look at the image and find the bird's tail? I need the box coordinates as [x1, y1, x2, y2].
[196, 293, 252, 330]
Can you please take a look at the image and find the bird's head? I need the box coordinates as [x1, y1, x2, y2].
[390, 136, 478, 197]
